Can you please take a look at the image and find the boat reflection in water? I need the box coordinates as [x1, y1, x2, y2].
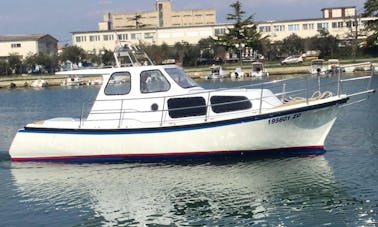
[10, 155, 373, 226]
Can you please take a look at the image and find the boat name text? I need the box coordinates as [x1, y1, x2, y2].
[268, 113, 301, 125]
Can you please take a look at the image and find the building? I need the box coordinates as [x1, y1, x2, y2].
[322, 6, 356, 19]
[0, 34, 58, 59]
[72, 5, 375, 54]
[98, 0, 216, 31]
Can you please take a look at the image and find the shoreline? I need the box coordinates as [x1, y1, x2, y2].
[0, 63, 373, 89]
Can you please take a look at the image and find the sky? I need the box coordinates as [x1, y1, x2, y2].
[0, 0, 365, 45]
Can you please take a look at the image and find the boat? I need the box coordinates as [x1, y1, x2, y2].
[31, 79, 48, 88]
[208, 65, 227, 79]
[251, 62, 269, 77]
[310, 59, 328, 75]
[343, 62, 372, 73]
[9, 46, 375, 162]
[60, 75, 83, 86]
[327, 59, 341, 73]
[230, 67, 245, 79]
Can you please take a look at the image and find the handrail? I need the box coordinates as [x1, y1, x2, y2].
[78, 66, 375, 127]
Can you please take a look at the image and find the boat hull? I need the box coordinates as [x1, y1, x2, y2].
[9, 98, 347, 162]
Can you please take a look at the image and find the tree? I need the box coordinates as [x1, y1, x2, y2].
[310, 30, 338, 59]
[60, 46, 86, 64]
[218, 1, 261, 52]
[7, 54, 22, 75]
[281, 34, 304, 56]
[363, 0, 378, 47]
[24, 52, 58, 74]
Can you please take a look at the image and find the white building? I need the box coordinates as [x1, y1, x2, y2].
[71, 6, 375, 54]
[0, 34, 58, 59]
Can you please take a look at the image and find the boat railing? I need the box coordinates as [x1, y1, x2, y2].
[77, 65, 375, 128]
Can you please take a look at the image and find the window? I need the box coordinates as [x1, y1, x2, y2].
[215, 28, 226, 35]
[75, 36, 86, 42]
[210, 96, 252, 113]
[118, 34, 128, 41]
[131, 33, 142, 40]
[103, 34, 114, 41]
[302, 23, 314, 30]
[144, 33, 155, 39]
[105, 72, 131, 95]
[89, 35, 100, 42]
[317, 23, 329, 30]
[288, 24, 300, 31]
[140, 70, 170, 93]
[11, 43, 21, 48]
[259, 26, 271, 33]
[273, 25, 285, 32]
[165, 67, 198, 88]
[167, 97, 207, 118]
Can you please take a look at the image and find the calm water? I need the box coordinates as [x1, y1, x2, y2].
[0, 74, 377, 226]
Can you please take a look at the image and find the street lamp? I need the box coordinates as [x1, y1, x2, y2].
[235, 43, 245, 68]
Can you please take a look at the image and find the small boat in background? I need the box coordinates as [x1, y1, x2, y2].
[61, 76, 83, 86]
[230, 67, 245, 79]
[327, 59, 341, 73]
[208, 65, 227, 79]
[251, 62, 269, 77]
[31, 79, 48, 88]
[343, 62, 372, 73]
[310, 59, 328, 75]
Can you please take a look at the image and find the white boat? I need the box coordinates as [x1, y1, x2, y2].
[343, 62, 372, 73]
[327, 59, 341, 73]
[230, 67, 245, 79]
[251, 62, 269, 77]
[9, 47, 375, 162]
[310, 59, 328, 75]
[61, 75, 83, 86]
[31, 79, 48, 88]
[208, 65, 227, 79]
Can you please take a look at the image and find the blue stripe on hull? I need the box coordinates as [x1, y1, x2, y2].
[12, 147, 326, 163]
[19, 98, 348, 135]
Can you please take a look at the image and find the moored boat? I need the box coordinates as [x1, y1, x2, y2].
[251, 62, 269, 77]
[60, 75, 83, 86]
[31, 79, 48, 88]
[208, 65, 227, 79]
[310, 59, 328, 75]
[8, 47, 376, 162]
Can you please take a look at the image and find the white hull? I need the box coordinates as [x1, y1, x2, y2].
[9, 99, 343, 162]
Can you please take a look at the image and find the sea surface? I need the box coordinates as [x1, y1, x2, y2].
[0, 73, 377, 226]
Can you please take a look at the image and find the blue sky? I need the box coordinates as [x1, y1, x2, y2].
[0, 0, 365, 45]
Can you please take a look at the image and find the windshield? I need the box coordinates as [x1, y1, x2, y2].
[165, 67, 198, 88]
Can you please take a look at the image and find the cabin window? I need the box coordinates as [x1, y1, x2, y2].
[104, 72, 131, 95]
[210, 96, 252, 113]
[140, 70, 170, 93]
[165, 67, 198, 88]
[167, 97, 207, 118]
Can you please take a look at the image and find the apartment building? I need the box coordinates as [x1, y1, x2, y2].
[98, 0, 216, 31]
[72, 6, 375, 54]
[0, 34, 58, 59]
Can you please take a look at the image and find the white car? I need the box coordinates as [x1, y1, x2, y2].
[281, 55, 303, 65]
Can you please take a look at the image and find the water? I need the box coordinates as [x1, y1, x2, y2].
[0, 75, 377, 226]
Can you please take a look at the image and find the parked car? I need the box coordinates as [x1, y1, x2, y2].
[281, 55, 303, 65]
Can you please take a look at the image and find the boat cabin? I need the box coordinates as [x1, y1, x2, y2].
[68, 65, 282, 129]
